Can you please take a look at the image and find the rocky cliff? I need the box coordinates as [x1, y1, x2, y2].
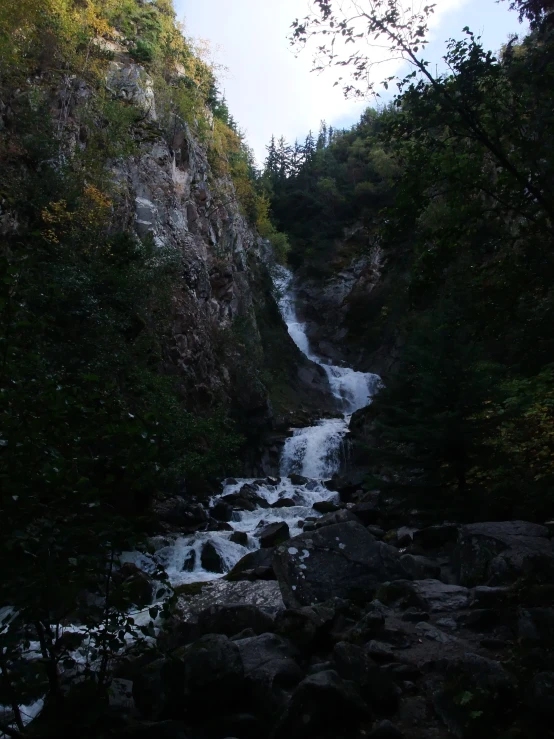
[46, 53, 335, 466]
[294, 226, 401, 380]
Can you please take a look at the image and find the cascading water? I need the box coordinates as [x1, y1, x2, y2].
[0, 264, 384, 731]
[274, 266, 381, 479]
[124, 265, 382, 587]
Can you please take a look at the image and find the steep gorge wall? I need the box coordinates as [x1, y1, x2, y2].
[1, 53, 334, 474]
[107, 63, 335, 449]
[295, 226, 402, 380]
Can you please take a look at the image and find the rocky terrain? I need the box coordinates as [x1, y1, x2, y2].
[81, 481, 554, 739]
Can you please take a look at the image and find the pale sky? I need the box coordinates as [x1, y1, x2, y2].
[176, 0, 526, 166]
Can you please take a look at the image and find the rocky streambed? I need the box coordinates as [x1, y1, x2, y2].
[112, 493, 554, 739]
[6, 270, 554, 739]
[99, 269, 554, 739]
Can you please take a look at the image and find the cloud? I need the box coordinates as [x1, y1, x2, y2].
[177, 0, 515, 165]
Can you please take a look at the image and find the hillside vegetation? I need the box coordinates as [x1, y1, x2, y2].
[264, 0, 554, 521]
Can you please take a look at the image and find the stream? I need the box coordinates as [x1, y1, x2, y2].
[131, 267, 382, 588]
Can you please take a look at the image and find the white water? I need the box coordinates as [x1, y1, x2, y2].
[130, 266, 382, 587]
[0, 264, 384, 736]
[274, 266, 381, 478]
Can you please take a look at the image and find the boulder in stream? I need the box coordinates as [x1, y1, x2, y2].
[200, 541, 225, 573]
[259, 521, 290, 548]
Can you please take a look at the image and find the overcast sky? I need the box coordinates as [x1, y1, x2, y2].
[176, 0, 526, 166]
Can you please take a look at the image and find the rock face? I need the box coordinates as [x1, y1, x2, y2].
[453, 520, 554, 586]
[97, 57, 337, 469]
[273, 522, 410, 607]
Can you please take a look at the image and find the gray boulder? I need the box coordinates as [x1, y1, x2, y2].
[526, 671, 554, 721]
[518, 607, 554, 646]
[312, 500, 340, 514]
[178, 634, 245, 717]
[453, 520, 554, 586]
[230, 530, 248, 546]
[273, 669, 368, 739]
[259, 521, 290, 548]
[210, 501, 233, 522]
[234, 633, 304, 719]
[313, 509, 360, 529]
[412, 524, 459, 550]
[378, 579, 469, 613]
[197, 603, 275, 638]
[152, 497, 208, 529]
[275, 601, 338, 651]
[399, 554, 441, 580]
[226, 547, 276, 581]
[200, 541, 225, 573]
[273, 522, 410, 608]
[223, 483, 270, 511]
[333, 641, 400, 713]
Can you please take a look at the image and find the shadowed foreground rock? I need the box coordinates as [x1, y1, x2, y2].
[273, 521, 411, 607]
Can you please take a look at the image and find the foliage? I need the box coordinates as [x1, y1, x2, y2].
[265, 2, 554, 519]
[0, 0, 249, 727]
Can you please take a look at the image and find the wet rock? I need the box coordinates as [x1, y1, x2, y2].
[401, 608, 429, 623]
[200, 541, 225, 573]
[273, 670, 368, 739]
[367, 640, 396, 663]
[333, 642, 400, 713]
[174, 580, 285, 622]
[346, 609, 386, 642]
[197, 603, 275, 638]
[453, 520, 554, 586]
[312, 500, 340, 514]
[469, 585, 512, 608]
[275, 601, 337, 651]
[273, 522, 411, 608]
[223, 483, 270, 511]
[412, 524, 459, 550]
[313, 509, 360, 529]
[177, 634, 245, 717]
[152, 497, 208, 529]
[526, 671, 554, 721]
[272, 497, 296, 508]
[259, 521, 290, 548]
[350, 500, 380, 526]
[205, 519, 233, 532]
[210, 501, 233, 522]
[230, 531, 248, 546]
[267, 476, 281, 485]
[368, 720, 404, 738]
[368, 525, 386, 539]
[235, 632, 303, 719]
[289, 474, 309, 486]
[399, 554, 441, 580]
[518, 607, 554, 646]
[226, 548, 276, 581]
[415, 622, 456, 644]
[378, 579, 469, 613]
[395, 527, 416, 547]
[182, 550, 196, 572]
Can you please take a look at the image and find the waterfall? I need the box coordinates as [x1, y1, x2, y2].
[122, 266, 382, 587]
[274, 265, 381, 478]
